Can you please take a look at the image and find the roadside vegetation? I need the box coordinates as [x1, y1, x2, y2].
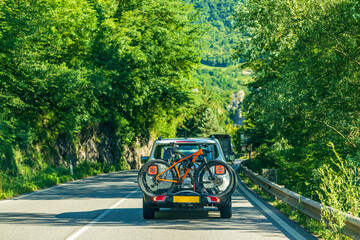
[0, 161, 126, 199]
[233, 0, 360, 238]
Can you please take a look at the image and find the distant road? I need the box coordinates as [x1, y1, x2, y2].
[0, 163, 317, 240]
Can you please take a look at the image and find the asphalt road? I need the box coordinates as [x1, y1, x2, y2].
[0, 163, 317, 240]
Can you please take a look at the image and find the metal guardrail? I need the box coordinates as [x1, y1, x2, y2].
[240, 163, 360, 240]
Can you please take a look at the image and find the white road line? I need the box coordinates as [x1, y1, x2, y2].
[238, 181, 307, 240]
[67, 189, 139, 240]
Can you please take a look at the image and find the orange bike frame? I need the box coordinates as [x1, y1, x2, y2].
[155, 148, 204, 183]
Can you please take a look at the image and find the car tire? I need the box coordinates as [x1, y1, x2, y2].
[219, 199, 232, 218]
[143, 197, 156, 219]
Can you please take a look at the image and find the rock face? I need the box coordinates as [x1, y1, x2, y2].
[122, 137, 154, 169]
[54, 124, 153, 169]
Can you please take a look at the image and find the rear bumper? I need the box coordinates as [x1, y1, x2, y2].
[143, 190, 231, 209]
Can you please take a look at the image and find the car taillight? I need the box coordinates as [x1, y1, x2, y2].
[207, 196, 220, 203]
[152, 195, 167, 202]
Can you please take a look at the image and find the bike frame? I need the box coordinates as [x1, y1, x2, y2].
[156, 148, 205, 183]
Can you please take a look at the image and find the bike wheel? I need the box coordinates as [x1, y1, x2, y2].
[138, 160, 177, 198]
[195, 160, 235, 198]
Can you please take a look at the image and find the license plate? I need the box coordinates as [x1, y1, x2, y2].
[173, 196, 199, 203]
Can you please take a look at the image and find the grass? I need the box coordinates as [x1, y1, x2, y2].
[0, 161, 127, 200]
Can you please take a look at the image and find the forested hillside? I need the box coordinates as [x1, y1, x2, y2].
[233, 0, 360, 237]
[184, 0, 241, 67]
[180, 0, 249, 133]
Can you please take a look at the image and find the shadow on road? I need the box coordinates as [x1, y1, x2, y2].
[0, 205, 282, 235]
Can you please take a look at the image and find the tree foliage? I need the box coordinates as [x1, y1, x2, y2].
[233, 0, 360, 198]
[0, 0, 201, 175]
[196, 108, 225, 137]
[184, 0, 242, 67]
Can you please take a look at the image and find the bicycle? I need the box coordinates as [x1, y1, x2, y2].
[138, 143, 236, 198]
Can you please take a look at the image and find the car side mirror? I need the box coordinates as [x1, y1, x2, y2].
[141, 156, 149, 164]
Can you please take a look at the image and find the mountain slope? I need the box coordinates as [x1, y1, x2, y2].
[184, 0, 241, 67]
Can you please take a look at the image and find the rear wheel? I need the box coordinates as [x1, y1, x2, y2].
[138, 160, 177, 198]
[143, 197, 156, 219]
[219, 199, 232, 218]
[195, 160, 235, 198]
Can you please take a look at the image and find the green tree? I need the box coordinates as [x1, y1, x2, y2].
[0, 0, 202, 175]
[0, 0, 99, 171]
[233, 0, 360, 197]
[89, 0, 201, 140]
[196, 108, 225, 137]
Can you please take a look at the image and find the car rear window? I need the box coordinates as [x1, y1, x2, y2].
[154, 144, 219, 161]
